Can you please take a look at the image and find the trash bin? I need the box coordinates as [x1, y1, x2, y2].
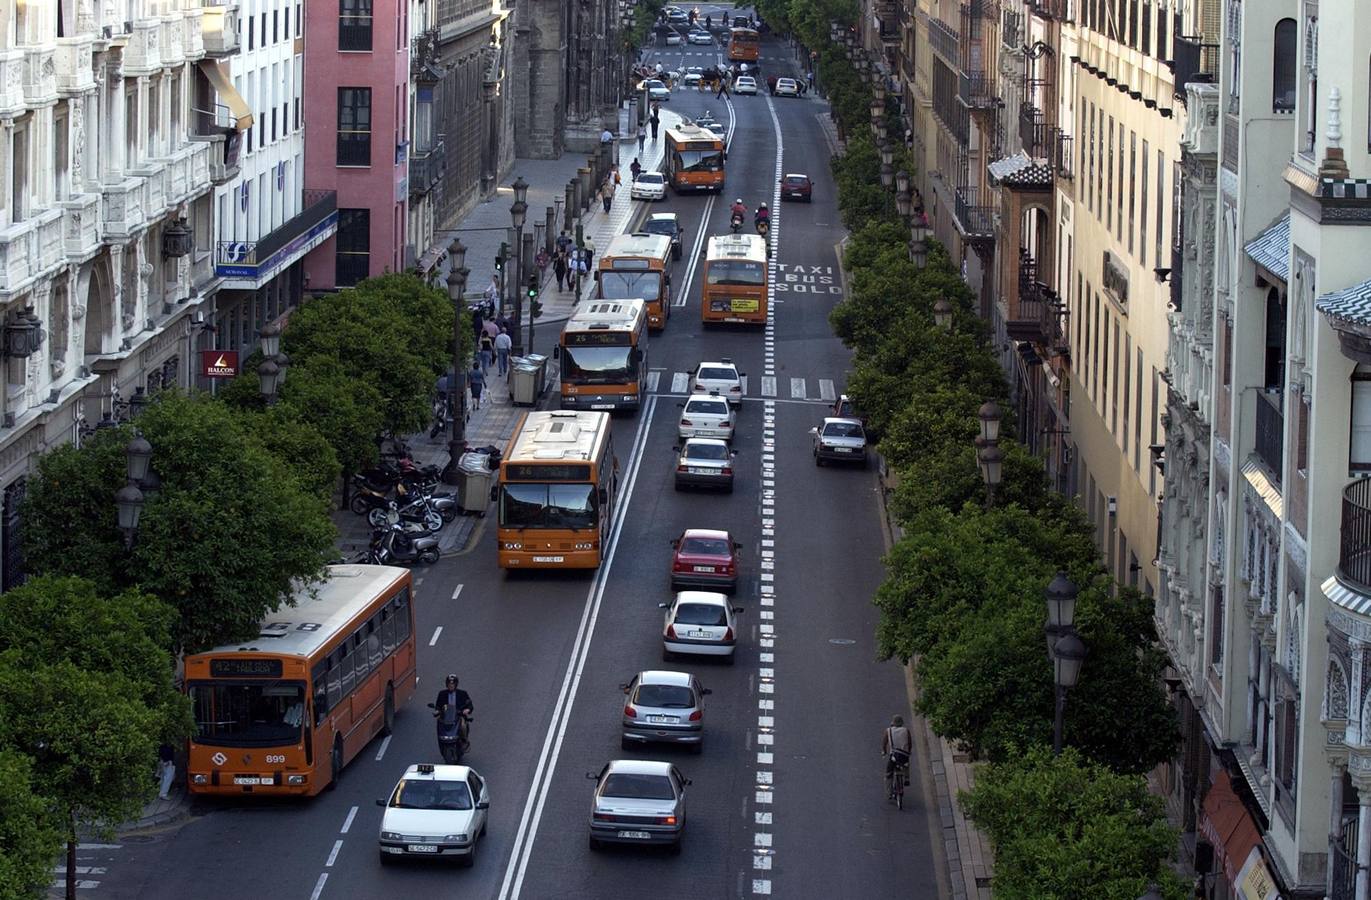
[510, 359, 541, 406]
[524, 353, 548, 401]
[458, 452, 494, 516]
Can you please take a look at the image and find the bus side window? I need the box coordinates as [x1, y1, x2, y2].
[367, 618, 383, 669]
[380, 606, 396, 656]
[339, 641, 356, 697]
[327, 648, 343, 713]
[312, 660, 329, 726]
[352, 631, 370, 681]
[395, 588, 411, 641]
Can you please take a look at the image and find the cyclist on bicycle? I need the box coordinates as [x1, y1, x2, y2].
[882, 715, 912, 798]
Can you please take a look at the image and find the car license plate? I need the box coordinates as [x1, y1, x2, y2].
[836, 447, 854, 453]
[533, 556, 564, 563]
[233, 776, 264, 785]
[693, 565, 715, 573]
[648, 715, 679, 723]
[617, 830, 651, 840]
[406, 844, 439, 853]
[591, 404, 614, 410]
[724, 317, 745, 323]
[689, 629, 713, 638]
[688, 467, 713, 475]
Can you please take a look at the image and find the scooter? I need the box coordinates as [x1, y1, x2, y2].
[730, 212, 744, 234]
[369, 523, 440, 566]
[427, 704, 471, 763]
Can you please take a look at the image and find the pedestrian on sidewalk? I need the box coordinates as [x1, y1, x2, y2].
[582, 237, 596, 270]
[806, 70, 815, 92]
[637, 125, 646, 153]
[469, 362, 486, 410]
[157, 743, 176, 800]
[630, 158, 642, 181]
[556, 229, 573, 256]
[495, 328, 512, 377]
[553, 250, 569, 291]
[600, 127, 614, 145]
[478, 330, 495, 375]
[601, 181, 614, 213]
[471, 308, 484, 342]
[650, 113, 660, 140]
[535, 247, 550, 283]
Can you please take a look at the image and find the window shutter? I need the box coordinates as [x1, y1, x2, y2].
[1352, 373, 1371, 470]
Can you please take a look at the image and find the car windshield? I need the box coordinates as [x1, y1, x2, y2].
[683, 443, 729, 461]
[389, 778, 473, 810]
[675, 603, 728, 626]
[635, 684, 696, 708]
[498, 482, 598, 530]
[824, 422, 864, 438]
[686, 400, 729, 416]
[602, 773, 676, 800]
[706, 260, 765, 286]
[561, 344, 638, 384]
[190, 681, 305, 747]
[637, 173, 664, 185]
[681, 536, 731, 556]
[599, 270, 662, 301]
[697, 367, 735, 381]
[645, 80, 664, 89]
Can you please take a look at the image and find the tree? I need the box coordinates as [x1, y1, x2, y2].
[275, 358, 385, 488]
[238, 405, 342, 502]
[960, 747, 1188, 900]
[0, 748, 62, 900]
[20, 393, 337, 652]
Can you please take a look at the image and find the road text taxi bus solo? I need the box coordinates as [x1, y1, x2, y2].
[185, 565, 416, 796]
[497, 411, 619, 569]
[559, 299, 649, 413]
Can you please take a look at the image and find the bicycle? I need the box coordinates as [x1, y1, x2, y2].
[886, 753, 910, 809]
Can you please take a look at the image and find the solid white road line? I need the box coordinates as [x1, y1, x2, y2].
[497, 397, 659, 900]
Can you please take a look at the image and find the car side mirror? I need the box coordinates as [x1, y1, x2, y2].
[808, 427, 818, 435]
[684, 778, 693, 786]
[677, 402, 685, 408]
[672, 445, 681, 453]
[670, 538, 679, 547]
[375, 798, 386, 807]
[658, 602, 670, 609]
[701, 688, 713, 696]
[598, 487, 608, 504]
[733, 542, 742, 551]
[585, 772, 598, 780]
[593, 271, 601, 281]
[620, 682, 631, 692]
[732, 606, 744, 614]
[476, 800, 490, 810]
[426, 702, 437, 709]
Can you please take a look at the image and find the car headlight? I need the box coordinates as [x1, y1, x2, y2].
[445, 833, 469, 843]
[380, 831, 402, 841]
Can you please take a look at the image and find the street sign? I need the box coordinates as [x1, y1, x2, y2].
[200, 349, 240, 378]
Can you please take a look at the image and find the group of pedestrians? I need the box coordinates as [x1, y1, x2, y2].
[551, 229, 596, 298]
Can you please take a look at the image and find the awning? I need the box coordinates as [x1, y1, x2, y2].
[1317, 277, 1371, 328]
[1243, 212, 1290, 282]
[1199, 770, 1263, 885]
[197, 60, 254, 131]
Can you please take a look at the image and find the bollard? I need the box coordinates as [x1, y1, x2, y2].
[565, 182, 577, 231]
[578, 166, 593, 211]
[545, 206, 556, 253]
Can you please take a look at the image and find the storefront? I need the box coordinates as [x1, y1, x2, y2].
[1199, 769, 1280, 900]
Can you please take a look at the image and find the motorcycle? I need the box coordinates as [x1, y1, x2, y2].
[349, 474, 394, 516]
[368, 523, 441, 566]
[756, 218, 770, 239]
[368, 492, 456, 531]
[427, 704, 471, 764]
[730, 212, 744, 234]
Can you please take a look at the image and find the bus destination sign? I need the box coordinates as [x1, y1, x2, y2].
[210, 658, 285, 678]
[505, 463, 593, 481]
[566, 331, 632, 346]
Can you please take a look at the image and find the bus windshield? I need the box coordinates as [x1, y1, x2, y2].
[499, 482, 598, 529]
[191, 681, 306, 746]
[707, 260, 765, 285]
[600, 270, 662, 301]
[562, 344, 638, 384]
[674, 149, 724, 172]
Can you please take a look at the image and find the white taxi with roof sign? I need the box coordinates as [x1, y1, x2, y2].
[378, 763, 489, 867]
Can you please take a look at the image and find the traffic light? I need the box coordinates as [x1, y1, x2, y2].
[528, 275, 543, 318]
[495, 242, 508, 275]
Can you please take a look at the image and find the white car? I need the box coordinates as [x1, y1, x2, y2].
[775, 77, 800, 97]
[660, 591, 743, 663]
[689, 359, 744, 406]
[643, 79, 670, 101]
[378, 763, 490, 867]
[682, 73, 701, 88]
[688, 30, 713, 44]
[678, 392, 735, 440]
[733, 76, 757, 95]
[632, 172, 667, 201]
[665, 32, 683, 45]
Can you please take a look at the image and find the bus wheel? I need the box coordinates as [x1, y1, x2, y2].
[381, 685, 396, 736]
[328, 738, 344, 791]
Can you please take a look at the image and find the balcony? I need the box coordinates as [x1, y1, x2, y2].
[131, 161, 169, 223]
[412, 29, 442, 81]
[1019, 105, 1047, 157]
[1340, 479, 1371, 596]
[1055, 131, 1074, 179]
[122, 19, 163, 76]
[954, 186, 995, 241]
[1254, 391, 1285, 486]
[1170, 35, 1218, 100]
[102, 177, 148, 240]
[876, 6, 900, 44]
[0, 209, 65, 296]
[201, 1, 239, 57]
[409, 141, 446, 198]
[1007, 251, 1050, 342]
[0, 49, 25, 117]
[182, 7, 205, 59]
[1028, 0, 1072, 19]
[929, 17, 960, 67]
[55, 36, 96, 96]
[959, 71, 997, 109]
[160, 13, 186, 68]
[23, 47, 56, 107]
[1001, 9, 1023, 48]
[215, 190, 338, 287]
[61, 194, 102, 262]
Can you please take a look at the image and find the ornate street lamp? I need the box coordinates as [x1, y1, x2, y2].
[116, 433, 153, 550]
[933, 297, 953, 331]
[510, 183, 530, 356]
[257, 357, 282, 404]
[978, 400, 1002, 443]
[1043, 571, 1084, 755]
[895, 188, 911, 219]
[895, 168, 910, 195]
[879, 163, 894, 188]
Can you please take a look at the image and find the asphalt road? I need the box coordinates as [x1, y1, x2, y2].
[85, 27, 944, 900]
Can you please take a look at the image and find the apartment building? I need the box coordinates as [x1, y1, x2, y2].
[0, 0, 238, 588]
[207, 0, 336, 379]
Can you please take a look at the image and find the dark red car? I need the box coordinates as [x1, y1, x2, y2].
[780, 173, 812, 202]
[669, 528, 741, 593]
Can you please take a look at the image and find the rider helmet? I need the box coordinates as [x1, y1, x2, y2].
[445, 674, 459, 687]
[759, 202, 768, 209]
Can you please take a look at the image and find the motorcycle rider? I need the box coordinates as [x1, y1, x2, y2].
[754, 202, 770, 229]
[434, 674, 474, 743]
[730, 198, 746, 220]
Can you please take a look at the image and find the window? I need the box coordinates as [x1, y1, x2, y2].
[1107, 115, 1115, 230]
[1272, 19, 1297, 113]
[1117, 122, 1126, 242]
[10, 125, 28, 223]
[1150, 367, 1162, 495]
[125, 90, 138, 169]
[1088, 105, 1096, 213]
[1111, 317, 1120, 434]
[1155, 149, 1164, 268]
[248, 12, 254, 50]
[1134, 347, 1144, 471]
[337, 87, 372, 166]
[1297, 394, 1310, 472]
[170, 73, 182, 144]
[1141, 0, 1152, 56]
[55, 111, 69, 201]
[1123, 333, 1132, 453]
[1274, 682, 1298, 798]
[1128, 132, 1136, 253]
[339, 0, 373, 51]
[1351, 366, 1371, 470]
[335, 208, 371, 286]
[1140, 140, 1149, 267]
[1210, 586, 1225, 667]
[1223, 318, 1233, 386]
[273, 8, 279, 42]
[296, 3, 302, 37]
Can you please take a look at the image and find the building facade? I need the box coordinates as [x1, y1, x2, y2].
[0, 0, 235, 589]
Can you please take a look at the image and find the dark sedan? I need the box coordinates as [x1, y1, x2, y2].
[780, 173, 813, 202]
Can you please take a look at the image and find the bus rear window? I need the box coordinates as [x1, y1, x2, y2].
[706, 260, 764, 285]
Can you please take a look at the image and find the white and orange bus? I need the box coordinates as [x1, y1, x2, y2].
[497, 411, 619, 570]
[664, 124, 726, 193]
[185, 565, 416, 796]
[727, 27, 760, 62]
[559, 299, 649, 413]
[702, 234, 769, 325]
[597, 232, 673, 329]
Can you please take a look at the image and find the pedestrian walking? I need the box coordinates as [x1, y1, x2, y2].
[806, 70, 815, 91]
[600, 127, 614, 145]
[613, 166, 622, 187]
[637, 125, 646, 153]
[495, 328, 512, 377]
[478, 330, 495, 375]
[483, 317, 499, 341]
[553, 250, 569, 291]
[571, 250, 587, 296]
[157, 743, 176, 800]
[650, 114, 660, 140]
[715, 76, 729, 99]
[556, 229, 573, 255]
[601, 181, 614, 213]
[630, 158, 642, 181]
[469, 362, 486, 410]
[471, 308, 484, 342]
[582, 237, 596, 270]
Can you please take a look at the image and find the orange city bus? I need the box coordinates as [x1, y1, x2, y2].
[664, 124, 726, 193]
[559, 299, 649, 413]
[728, 27, 760, 62]
[497, 410, 619, 570]
[702, 233, 769, 325]
[185, 564, 416, 796]
[597, 232, 673, 329]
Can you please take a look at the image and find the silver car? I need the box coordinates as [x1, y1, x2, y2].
[587, 759, 690, 853]
[674, 438, 735, 491]
[660, 590, 743, 663]
[620, 670, 711, 752]
[812, 417, 869, 466]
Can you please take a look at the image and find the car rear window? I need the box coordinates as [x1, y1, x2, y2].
[634, 684, 695, 708]
[681, 536, 731, 555]
[824, 422, 864, 438]
[684, 443, 728, 461]
[602, 773, 676, 800]
[686, 400, 729, 416]
[638, 173, 664, 184]
[697, 367, 735, 381]
[785, 176, 808, 186]
[675, 603, 728, 626]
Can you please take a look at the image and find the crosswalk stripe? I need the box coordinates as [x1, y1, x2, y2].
[647, 371, 662, 393]
[818, 379, 836, 402]
[790, 377, 805, 399]
[761, 376, 777, 397]
[671, 372, 690, 393]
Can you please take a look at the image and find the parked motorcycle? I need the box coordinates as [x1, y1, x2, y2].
[368, 493, 456, 531]
[349, 474, 394, 516]
[368, 523, 440, 566]
[427, 704, 471, 764]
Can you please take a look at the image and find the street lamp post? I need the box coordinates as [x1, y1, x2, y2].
[933, 296, 953, 331]
[257, 320, 290, 405]
[510, 178, 529, 356]
[116, 432, 153, 550]
[441, 239, 470, 485]
[1044, 572, 1086, 755]
[976, 400, 1002, 508]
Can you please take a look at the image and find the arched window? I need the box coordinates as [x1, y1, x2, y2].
[1273, 18, 1298, 112]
